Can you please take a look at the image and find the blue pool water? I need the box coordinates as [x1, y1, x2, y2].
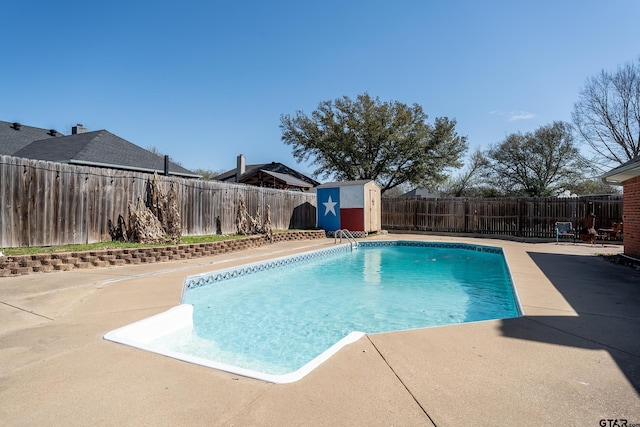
[143, 241, 521, 380]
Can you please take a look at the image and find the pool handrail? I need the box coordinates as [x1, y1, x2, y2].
[335, 229, 358, 250]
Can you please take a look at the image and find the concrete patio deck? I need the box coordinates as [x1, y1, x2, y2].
[1, 234, 639, 426]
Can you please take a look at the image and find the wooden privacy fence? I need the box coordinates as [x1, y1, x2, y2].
[382, 196, 624, 239]
[0, 155, 317, 248]
[0, 154, 625, 248]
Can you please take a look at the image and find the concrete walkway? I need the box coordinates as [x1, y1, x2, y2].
[1, 234, 639, 426]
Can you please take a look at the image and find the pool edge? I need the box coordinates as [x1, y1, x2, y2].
[105, 240, 521, 383]
[104, 303, 366, 384]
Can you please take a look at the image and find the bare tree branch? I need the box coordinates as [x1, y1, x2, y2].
[572, 57, 640, 167]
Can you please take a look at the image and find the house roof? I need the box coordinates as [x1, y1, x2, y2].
[216, 162, 320, 187]
[259, 170, 314, 188]
[13, 130, 199, 178]
[400, 188, 439, 198]
[215, 163, 262, 181]
[0, 120, 64, 155]
[600, 155, 640, 184]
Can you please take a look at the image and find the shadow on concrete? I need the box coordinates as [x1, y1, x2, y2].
[500, 252, 640, 392]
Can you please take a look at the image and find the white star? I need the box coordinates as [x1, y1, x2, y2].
[323, 195, 337, 216]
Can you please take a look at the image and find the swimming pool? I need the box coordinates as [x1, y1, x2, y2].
[104, 241, 521, 383]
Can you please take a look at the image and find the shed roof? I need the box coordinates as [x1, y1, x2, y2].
[316, 180, 378, 188]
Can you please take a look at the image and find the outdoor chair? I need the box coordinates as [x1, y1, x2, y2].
[601, 221, 623, 240]
[555, 221, 576, 244]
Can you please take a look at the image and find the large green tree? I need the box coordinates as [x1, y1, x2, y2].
[481, 121, 587, 197]
[572, 57, 640, 169]
[280, 93, 468, 193]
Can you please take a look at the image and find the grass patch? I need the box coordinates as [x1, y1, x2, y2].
[180, 234, 246, 245]
[1, 234, 244, 256]
[0, 230, 309, 257]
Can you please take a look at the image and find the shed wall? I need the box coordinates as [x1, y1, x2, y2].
[315, 181, 381, 233]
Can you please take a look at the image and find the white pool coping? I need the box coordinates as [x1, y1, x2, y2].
[104, 304, 366, 384]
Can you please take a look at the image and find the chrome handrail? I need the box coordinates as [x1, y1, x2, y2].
[334, 229, 358, 250]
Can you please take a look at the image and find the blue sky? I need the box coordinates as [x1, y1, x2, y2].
[3, 1, 639, 178]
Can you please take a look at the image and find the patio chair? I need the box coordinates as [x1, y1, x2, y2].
[555, 221, 575, 244]
[596, 221, 623, 241]
[607, 221, 623, 240]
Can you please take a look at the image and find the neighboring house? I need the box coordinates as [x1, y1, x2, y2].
[601, 156, 640, 259]
[1, 121, 198, 178]
[0, 120, 64, 155]
[400, 188, 439, 199]
[215, 154, 320, 191]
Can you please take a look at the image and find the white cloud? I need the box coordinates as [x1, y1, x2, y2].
[488, 110, 536, 121]
[508, 111, 535, 121]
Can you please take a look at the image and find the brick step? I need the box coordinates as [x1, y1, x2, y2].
[92, 261, 111, 268]
[74, 262, 92, 269]
[33, 264, 55, 273]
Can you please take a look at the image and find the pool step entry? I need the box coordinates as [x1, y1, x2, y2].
[334, 229, 358, 250]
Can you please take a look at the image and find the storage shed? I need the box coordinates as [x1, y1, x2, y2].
[316, 180, 381, 235]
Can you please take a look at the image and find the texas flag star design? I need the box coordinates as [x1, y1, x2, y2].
[323, 195, 337, 216]
[316, 182, 374, 233]
[316, 187, 341, 231]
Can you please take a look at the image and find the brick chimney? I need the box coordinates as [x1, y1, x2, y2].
[236, 154, 246, 182]
[71, 124, 87, 134]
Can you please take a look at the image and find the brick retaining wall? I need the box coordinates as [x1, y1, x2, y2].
[0, 230, 327, 278]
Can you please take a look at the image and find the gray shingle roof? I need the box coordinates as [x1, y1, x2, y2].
[0, 120, 64, 155]
[13, 129, 198, 177]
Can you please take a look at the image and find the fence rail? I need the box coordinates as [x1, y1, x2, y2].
[0, 155, 317, 248]
[382, 196, 624, 239]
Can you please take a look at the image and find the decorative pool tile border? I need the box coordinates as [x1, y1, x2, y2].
[182, 244, 352, 295]
[182, 240, 504, 297]
[358, 240, 504, 255]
